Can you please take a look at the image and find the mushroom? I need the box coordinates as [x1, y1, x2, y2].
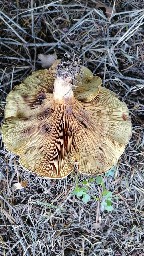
[1, 61, 132, 178]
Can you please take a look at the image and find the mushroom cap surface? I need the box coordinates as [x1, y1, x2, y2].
[1, 61, 132, 178]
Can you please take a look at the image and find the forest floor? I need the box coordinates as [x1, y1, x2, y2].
[0, 1, 144, 255]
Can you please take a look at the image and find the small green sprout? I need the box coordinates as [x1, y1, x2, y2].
[73, 167, 116, 210]
[73, 185, 91, 203]
[101, 190, 113, 212]
[95, 175, 103, 185]
[95, 175, 114, 211]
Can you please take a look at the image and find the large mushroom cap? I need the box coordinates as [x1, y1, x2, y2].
[1, 60, 132, 178]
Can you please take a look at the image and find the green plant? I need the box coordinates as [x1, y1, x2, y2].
[95, 175, 113, 212]
[73, 185, 91, 203]
[72, 176, 93, 203]
[73, 168, 116, 211]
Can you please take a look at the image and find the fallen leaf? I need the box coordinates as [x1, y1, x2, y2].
[20, 180, 28, 188]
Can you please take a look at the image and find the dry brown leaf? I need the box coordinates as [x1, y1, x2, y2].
[20, 180, 28, 188]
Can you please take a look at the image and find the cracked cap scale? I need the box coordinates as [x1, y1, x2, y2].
[1, 60, 132, 178]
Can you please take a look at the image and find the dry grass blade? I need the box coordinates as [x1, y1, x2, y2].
[114, 11, 144, 47]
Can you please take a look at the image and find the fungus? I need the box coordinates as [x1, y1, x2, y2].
[1, 60, 132, 178]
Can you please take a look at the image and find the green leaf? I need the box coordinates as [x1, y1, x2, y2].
[105, 167, 116, 177]
[105, 204, 113, 212]
[82, 180, 88, 185]
[101, 200, 106, 211]
[73, 186, 87, 197]
[93, 196, 100, 201]
[76, 191, 84, 197]
[96, 176, 103, 185]
[88, 178, 95, 183]
[101, 199, 113, 212]
[82, 194, 91, 203]
[102, 189, 109, 196]
[106, 199, 112, 206]
[102, 190, 112, 198]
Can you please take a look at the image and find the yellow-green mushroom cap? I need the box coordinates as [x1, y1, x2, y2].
[1, 61, 132, 178]
[74, 66, 102, 102]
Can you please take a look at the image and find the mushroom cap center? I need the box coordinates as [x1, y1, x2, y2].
[53, 77, 74, 101]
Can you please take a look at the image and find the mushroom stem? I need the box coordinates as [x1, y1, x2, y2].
[53, 77, 74, 101]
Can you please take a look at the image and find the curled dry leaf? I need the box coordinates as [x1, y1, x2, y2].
[2, 59, 132, 179]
